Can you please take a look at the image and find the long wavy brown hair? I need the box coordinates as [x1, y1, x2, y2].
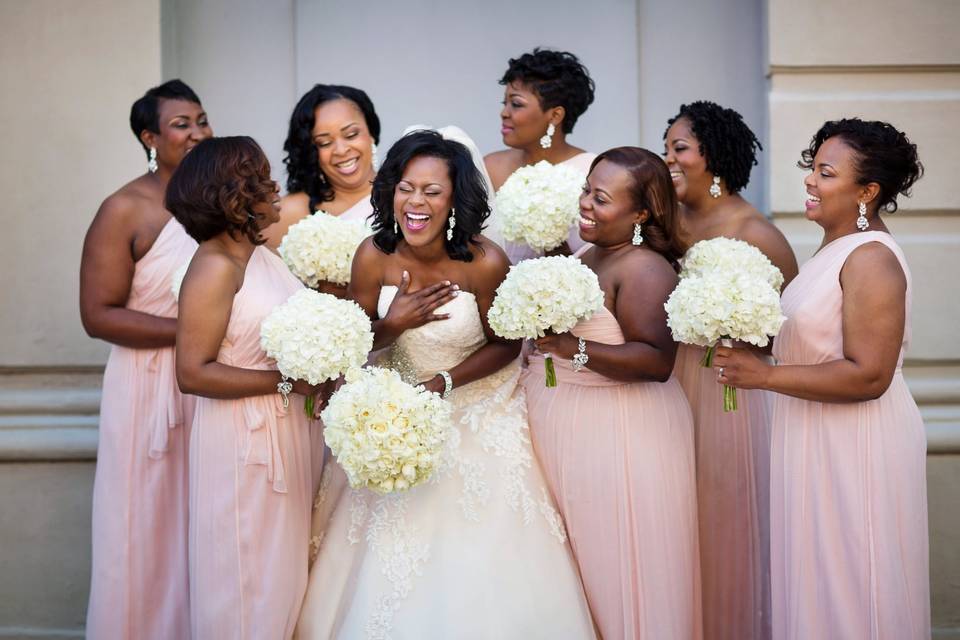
[590, 147, 687, 268]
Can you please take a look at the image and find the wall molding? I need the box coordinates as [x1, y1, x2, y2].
[769, 64, 960, 76]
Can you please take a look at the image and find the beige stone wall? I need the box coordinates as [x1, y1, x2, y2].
[0, 0, 160, 636]
[768, 0, 960, 633]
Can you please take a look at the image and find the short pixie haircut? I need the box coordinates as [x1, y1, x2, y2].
[283, 84, 381, 211]
[166, 136, 274, 245]
[129, 79, 203, 158]
[799, 118, 923, 213]
[664, 101, 762, 194]
[370, 130, 490, 262]
[591, 147, 687, 268]
[500, 48, 595, 134]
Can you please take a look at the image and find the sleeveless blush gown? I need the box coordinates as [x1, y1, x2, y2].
[86, 217, 197, 639]
[188, 247, 317, 639]
[673, 341, 773, 640]
[770, 231, 929, 639]
[522, 305, 703, 640]
[296, 286, 596, 640]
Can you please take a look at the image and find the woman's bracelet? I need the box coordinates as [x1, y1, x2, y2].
[437, 370, 453, 399]
[277, 375, 293, 408]
[572, 337, 588, 372]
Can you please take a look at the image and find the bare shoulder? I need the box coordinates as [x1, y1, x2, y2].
[843, 239, 906, 287]
[620, 248, 678, 286]
[732, 207, 799, 284]
[184, 246, 243, 295]
[471, 236, 511, 271]
[483, 149, 522, 190]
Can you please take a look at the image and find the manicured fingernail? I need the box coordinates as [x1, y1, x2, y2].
[444, 280, 451, 285]
[403, 270, 409, 278]
[452, 284, 460, 290]
[452, 290, 459, 297]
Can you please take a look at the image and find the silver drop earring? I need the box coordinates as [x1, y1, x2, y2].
[148, 147, 158, 173]
[709, 175, 721, 198]
[856, 201, 869, 231]
[632, 222, 644, 246]
[539, 123, 556, 149]
[371, 142, 379, 172]
[447, 207, 456, 241]
[394, 217, 400, 235]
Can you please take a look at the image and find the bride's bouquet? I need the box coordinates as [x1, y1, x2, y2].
[664, 237, 786, 412]
[278, 212, 370, 287]
[260, 289, 373, 415]
[495, 160, 585, 252]
[322, 366, 451, 493]
[487, 255, 605, 387]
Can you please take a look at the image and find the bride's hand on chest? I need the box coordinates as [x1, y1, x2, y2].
[382, 269, 461, 334]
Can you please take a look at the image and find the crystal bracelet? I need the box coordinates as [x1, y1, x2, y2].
[572, 337, 588, 372]
[437, 370, 453, 399]
[277, 376, 293, 408]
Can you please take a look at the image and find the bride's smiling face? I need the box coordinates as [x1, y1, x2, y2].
[393, 155, 454, 247]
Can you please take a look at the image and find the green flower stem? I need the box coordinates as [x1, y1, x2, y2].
[700, 345, 715, 367]
[723, 384, 738, 412]
[544, 354, 558, 388]
[304, 394, 315, 418]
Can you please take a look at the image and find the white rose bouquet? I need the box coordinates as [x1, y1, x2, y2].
[494, 160, 585, 252]
[487, 255, 605, 387]
[260, 289, 374, 415]
[664, 237, 786, 411]
[278, 212, 370, 287]
[322, 366, 451, 493]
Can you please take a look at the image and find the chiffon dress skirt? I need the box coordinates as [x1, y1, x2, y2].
[188, 247, 317, 640]
[770, 231, 929, 639]
[522, 305, 703, 640]
[674, 342, 773, 640]
[86, 218, 197, 639]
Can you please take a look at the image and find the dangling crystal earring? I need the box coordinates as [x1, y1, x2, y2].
[371, 142, 379, 172]
[148, 147, 158, 173]
[632, 222, 644, 246]
[394, 217, 400, 235]
[539, 123, 556, 149]
[447, 207, 456, 241]
[856, 201, 869, 231]
[709, 175, 721, 198]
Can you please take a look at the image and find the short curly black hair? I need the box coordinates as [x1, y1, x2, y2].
[664, 101, 762, 194]
[500, 48, 595, 134]
[130, 79, 203, 158]
[166, 137, 275, 245]
[798, 118, 923, 214]
[282, 84, 381, 212]
[370, 130, 490, 263]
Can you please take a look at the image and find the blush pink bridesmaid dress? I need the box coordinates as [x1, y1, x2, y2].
[86, 218, 197, 639]
[673, 341, 773, 640]
[522, 305, 703, 640]
[188, 246, 316, 639]
[770, 231, 929, 639]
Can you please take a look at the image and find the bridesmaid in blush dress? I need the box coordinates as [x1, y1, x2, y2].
[168, 137, 326, 639]
[484, 48, 597, 262]
[663, 101, 798, 640]
[79, 80, 211, 639]
[713, 119, 929, 639]
[522, 148, 702, 640]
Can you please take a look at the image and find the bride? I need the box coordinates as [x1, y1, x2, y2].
[296, 127, 596, 639]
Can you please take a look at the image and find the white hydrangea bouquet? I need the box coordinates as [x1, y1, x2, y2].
[487, 255, 605, 387]
[494, 160, 586, 252]
[322, 366, 452, 493]
[664, 237, 786, 411]
[170, 259, 190, 300]
[260, 289, 374, 416]
[278, 212, 370, 287]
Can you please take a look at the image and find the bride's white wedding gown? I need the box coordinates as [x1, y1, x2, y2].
[296, 286, 596, 640]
